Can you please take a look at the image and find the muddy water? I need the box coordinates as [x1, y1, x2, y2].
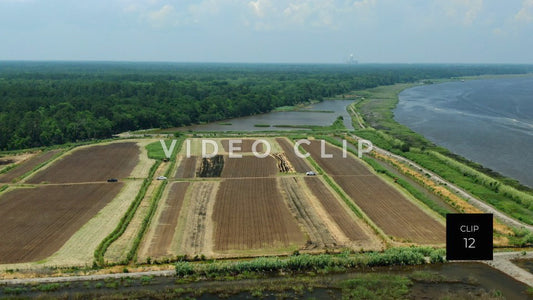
[6, 263, 530, 299]
[171, 100, 355, 132]
[513, 259, 533, 273]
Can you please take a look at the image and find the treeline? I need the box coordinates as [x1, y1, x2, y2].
[1, 61, 531, 150]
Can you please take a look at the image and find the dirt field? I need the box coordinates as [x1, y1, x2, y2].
[143, 182, 190, 259]
[303, 176, 371, 241]
[302, 140, 445, 244]
[0, 150, 61, 183]
[221, 155, 278, 178]
[221, 139, 264, 153]
[279, 177, 337, 249]
[275, 138, 311, 173]
[213, 178, 305, 251]
[178, 181, 219, 257]
[27, 142, 140, 184]
[0, 183, 123, 264]
[174, 156, 197, 178]
[300, 140, 371, 175]
[333, 175, 445, 244]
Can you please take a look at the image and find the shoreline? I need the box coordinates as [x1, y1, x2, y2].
[396, 76, 533, 189]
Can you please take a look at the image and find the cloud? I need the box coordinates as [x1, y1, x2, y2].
[439, 0, 483, 25]
[146, 4, 178, 27]
[249, 0, 272, 18]
[246, 0, 353, 30]
[515, 0, 533, 23]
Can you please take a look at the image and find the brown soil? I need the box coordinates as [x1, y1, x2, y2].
[174, 156, 197, 178]
[145, 182, 190, 258]
[221, 139, 263, 153]
[279, 177, 337, 249]
[275, 138, 311, 173]
[0, 183, 123, 263]
[213, 178, 306, 251]
[0, 150, 61, 183]
[0, 159, 14, 166]
[333, 175, 445, 244]
[27, 142, 140, 184]
[301, 140, 371, 175]
[304, 176, 370, 241]
[221, 155, 278, 178]
[180, 181, 219, 256]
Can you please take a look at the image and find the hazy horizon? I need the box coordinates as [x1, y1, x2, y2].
[1, 0, 532, 64]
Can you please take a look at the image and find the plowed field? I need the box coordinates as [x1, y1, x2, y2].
[27, 142, 140, 183]
[213, 178, 305, 251]
[304, 176, 370, 241]
[0, 183, 123, 263]
[145, 182, 190, 258]
[174, 156, 197, 178]
[300, 140, 371, 175]
[0, 150, 61, 183]
[275, 138, 310, 173]
[333, 175, 445, 244]
[221, 155, 278, 178]
[305, 140, 445, 244]
[221, 139, 264, 153]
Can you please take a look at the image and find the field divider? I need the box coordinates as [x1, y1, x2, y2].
[126, 138, 184, 264]
[94, 160, 161, 267]
[127, 180, 167, 263]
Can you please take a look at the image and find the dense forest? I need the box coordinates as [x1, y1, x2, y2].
[0, 62, 532, 150]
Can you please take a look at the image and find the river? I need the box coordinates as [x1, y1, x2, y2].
[395, 76, 533, 188]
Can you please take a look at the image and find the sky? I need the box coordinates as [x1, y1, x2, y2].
[0, 0, 532, 64]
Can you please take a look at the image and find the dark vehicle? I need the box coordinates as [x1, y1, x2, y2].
[107, 178, 118, 182]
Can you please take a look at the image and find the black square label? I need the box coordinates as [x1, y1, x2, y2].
[446, 213, 493, 260]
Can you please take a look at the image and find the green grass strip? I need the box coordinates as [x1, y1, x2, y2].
[127, 138, 183, 263]
[94, 160, 161, 267]
[175, 247, 446, 278]
[126, 180, 167, 263]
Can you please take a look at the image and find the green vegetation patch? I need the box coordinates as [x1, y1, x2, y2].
[146, 140, 174, 160]
[175, 247, 445, 279]
[339, 274, 411, 299]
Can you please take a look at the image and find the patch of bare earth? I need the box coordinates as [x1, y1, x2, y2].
[213, 178, 305, 252]
[141, 182, 190, 260]
[278, 177, 337, 249]
[302, 140, 445, 245]
[333, 175, 445, 244]
[27, 142, 140, 184]
[221, 155, 278, 178]
[303, 176, 382, 250]
[221, 139, 263, 153]
[0, 183, 123, 264]
[275, 137, 311, 173]
[0, 150, 61, 183]
[174, 156, 197, 178]
[177, 181, 219, 257]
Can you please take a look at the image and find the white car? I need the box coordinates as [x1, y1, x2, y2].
[156, 176, 168, 180]
[305, 171, 316, 176]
